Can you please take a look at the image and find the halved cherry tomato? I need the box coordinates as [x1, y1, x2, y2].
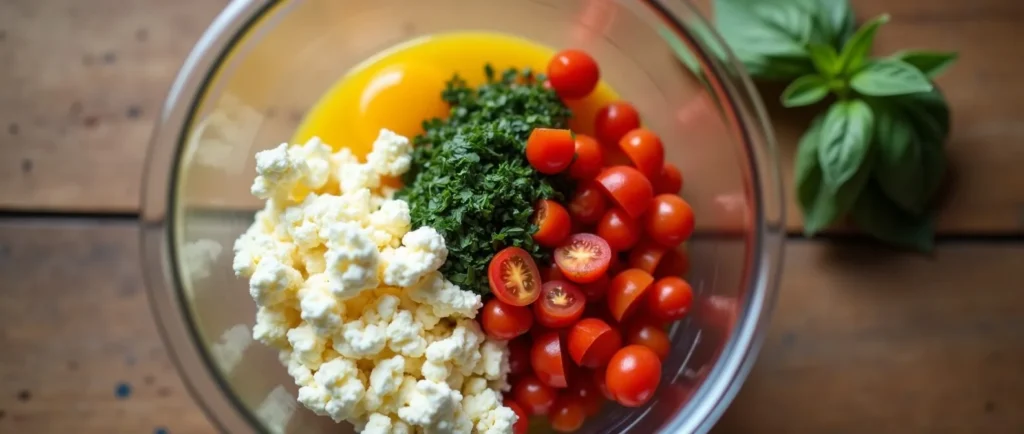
[626, 322, 671, 360]
[627, 240, 667, 274]
[654, 163, 684, 194]
[535, 281, 586, 329]
[565, 379, 605, 416]
[644, 194, 696, 248]
[655, 247, 691, 278]
[569, 134, 603, 180]
[508, 336, 532, 375]
[568, 318, 622, 368]
[647, 276, 694, 323]
[618, 128, 665, 179]
[594, 101, 641, 146]
[606, 268, 655, 322]
[488, 247, 543, 306]
[549, 395, 587, 432]
[527, 128, 575, 174]
[534, 200, 572, 248]
[567, 182, 608, 225]
[542, 265, 566, 282]
[531, 331, 569, 388]
[595, 166, 654, 219]
[481, 298, 533, 340]
[547, 49, 600, 99]
[507, 401, 529, 434]
[513, 372, 557, 415]
[579, 274, 610, 303]
[554, 233, 612, 284]
[596, 208, 642, 251]
[606, 345, 662, 407]
[592, 365, 615, 400]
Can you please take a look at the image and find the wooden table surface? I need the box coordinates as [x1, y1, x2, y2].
[1, 0, 1022, 433]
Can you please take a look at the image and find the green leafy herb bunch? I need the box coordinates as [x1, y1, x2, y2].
[715, 0, 957, 251]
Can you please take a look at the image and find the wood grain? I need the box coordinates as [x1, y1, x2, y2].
[1, 221, 1020, 433]
[0, 219, 215, 433]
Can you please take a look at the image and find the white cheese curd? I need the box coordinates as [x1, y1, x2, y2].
[232, 131, 515, 433]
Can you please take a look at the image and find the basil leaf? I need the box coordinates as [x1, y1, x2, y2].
[797, 114, 871, 235]
[892, 50, 958, 79]
[815, 0, 856, 48]
[781, 74, 830, 107]
[807, 43, 841, 77]
[818, 99, 875, 191]
[872, 107, 941, 215]
[742, 54, 816, 80]
[838, 14, 890, 74]
[889, 87, 951, 143]
[850, 59, 933, 96]
[716, 0, 817, 79]
[851, 181, 935, 252]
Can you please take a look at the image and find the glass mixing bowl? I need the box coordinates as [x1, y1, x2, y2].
[141, 0, 784, 432]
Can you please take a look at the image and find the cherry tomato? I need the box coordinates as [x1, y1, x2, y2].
[554, 233, 613, 284]
[513, 373, 557, 415]
[531, 331, 569, 388]
[579, 274, 610, 303]
[542, 265, 566, 282]
[534, 200, 572, 248]
[606, 268, 655, 322]
[565, 379, 605, 416]
[655, 247, 691, 278]
[627, 240, 667, 274]
[507, 401, 529, 434]
[654, 163, 683, 194]
[569, 134, 603, 180]
[567, 182, 608, 225]
[535, 281, 586, 329]
[481, 298, 533, 340]
[488, 247, 543, 306]
[549, 395, 587, 432]
[647, 277, 694, 323]
[547, 49, 600, 99]
[595, 166, 654, 219]
[605, 345, 662, 407]
[596, 208, 642, 251]
[644, 194, 696, 248]
[527, 128, 576, 174]
[618, 128, 665, 179]
[626, 322, 671, 360]
[508, 336, 532, 375]
[594, 101, 641, 146]
[568, 318, 622, 368]
[592, 365, 615, 400]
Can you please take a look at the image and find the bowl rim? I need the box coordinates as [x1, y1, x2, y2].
[139, 1, 785, 433]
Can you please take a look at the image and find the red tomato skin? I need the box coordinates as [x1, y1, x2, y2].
[625, 321, 672, 360]
[513, 373, 558, 415]
[647, 276, 694, 323]
[548, 395, 587, 432]
[547, 49, 600, 99]
[507, 401, 530, 434]
[534, 200, 572, 248]
[481, 298, 534, 340]
[618, 128, 665, 179]
[554, 233, 613, 284]
[527, 128, 576, 174]
[566, 379, 606, 416]
[605, 345, 662, 407]
[606, 268, 655, 322]
[508, 336, 532, 375]
[597, 207, 643, 251]
[655, 247, 691, 278]
[488, 247, 543, 306]
[627, 240, 667, 274]
[568, 182, 609, 225]
[534, 280, 586, 329]
[568, 318, 623, 368]
[594, 101, 641, 146]
[593, 365, 616, 400]
[569, 134, 604, 180]
[655, 163, 684, 194]
[644, 194, 696, 248]
[595, 166, 654, 219]
[531, 331, 569, 388]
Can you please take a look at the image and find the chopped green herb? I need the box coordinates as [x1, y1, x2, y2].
[397, 66, 574, 294]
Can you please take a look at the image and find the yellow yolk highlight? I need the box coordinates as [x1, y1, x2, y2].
[292, 31, 618, 158]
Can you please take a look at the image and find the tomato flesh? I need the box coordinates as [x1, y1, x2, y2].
[618, 128, 665, 179]
[644, 194, 696, 248]
[647, 276, 694, 323]
[526, 128, 576, 174]
[567, 182, 608, 225]
[554, 233, 613, 284]
[594, 101, 641, 146]
[606, 345, 662, 407]
[513, 372, 557, 415]
[597, 207, 642, 251]
[606, 268, 655, 322]
[547, 49, 600, 99]
[531, 331, 569, 388]
[535, 280, 586, 329]
[595, 166, 654, 219]
[488, 247, 542, 306]
[569, 134, 604, 180]
[481, 298, 533, 340]
[568, 318, 623, 368]
[534, 199, 572, 248]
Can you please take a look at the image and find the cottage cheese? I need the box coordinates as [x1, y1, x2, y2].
[233, 131, 515, 433]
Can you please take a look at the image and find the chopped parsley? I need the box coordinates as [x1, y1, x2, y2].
[397, 66, 574, 294]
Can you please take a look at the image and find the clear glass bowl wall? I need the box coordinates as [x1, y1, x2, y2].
[141, 0, 785, 433]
